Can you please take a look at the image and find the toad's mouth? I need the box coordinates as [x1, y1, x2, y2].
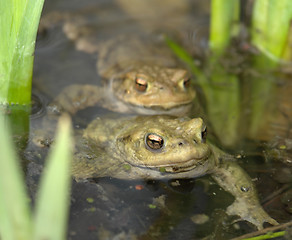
[158, 157, 209, 173]
[141, 102, 193, 110]
[134, 154, 211, 173]
[119, 95, 194, 109]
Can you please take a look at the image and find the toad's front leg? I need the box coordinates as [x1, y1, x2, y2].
[211, 160, 278, 230]
[32, 84, 104, 147]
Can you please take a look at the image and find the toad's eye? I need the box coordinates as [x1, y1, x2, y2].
[183, 77, 191, 88]
[201, 127, 207, 143]
[179, 77, 191, 90]
[145, 133, 164, 151]
[135, 77, 148, 92]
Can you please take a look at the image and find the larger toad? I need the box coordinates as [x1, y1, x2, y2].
[70, 115, 278, 230]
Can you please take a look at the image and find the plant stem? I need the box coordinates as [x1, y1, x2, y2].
[210, 0, 240, 56]
[251, 0, 292, 61]
[0, 0, 45, 105]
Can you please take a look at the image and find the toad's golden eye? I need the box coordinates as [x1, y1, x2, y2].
[178, 77, 191, 90]
[135, 77, 148, 92]
[145, 133, 164, 151]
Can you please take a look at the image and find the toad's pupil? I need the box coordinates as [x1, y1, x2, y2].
[184, 78, 190, 88]
[135, 77, 148, 92]
[201, 127, 207, 143]
[146, 134, 164, 150]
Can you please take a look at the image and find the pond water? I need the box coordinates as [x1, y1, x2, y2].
[25, 0, 292, 239]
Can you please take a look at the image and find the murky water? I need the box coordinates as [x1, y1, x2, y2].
[25, 0, 292, 239]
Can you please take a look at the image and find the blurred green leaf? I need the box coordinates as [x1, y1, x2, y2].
[164, 35, 202, 76]
[0, 112, 32, 240]
[33, 115, 73, 240]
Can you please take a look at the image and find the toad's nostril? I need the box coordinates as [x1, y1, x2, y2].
[193, 139, 197, 144]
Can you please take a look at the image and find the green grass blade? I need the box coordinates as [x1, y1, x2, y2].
[251, 0, 292, 61]
[242, 230, 285, 239]
[33, 115, 73, 240]
[0, 112, 32, 240]
[0, 0, 44, 105]
[210, 0, 240, 55]
[164, 35, 202, 76]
